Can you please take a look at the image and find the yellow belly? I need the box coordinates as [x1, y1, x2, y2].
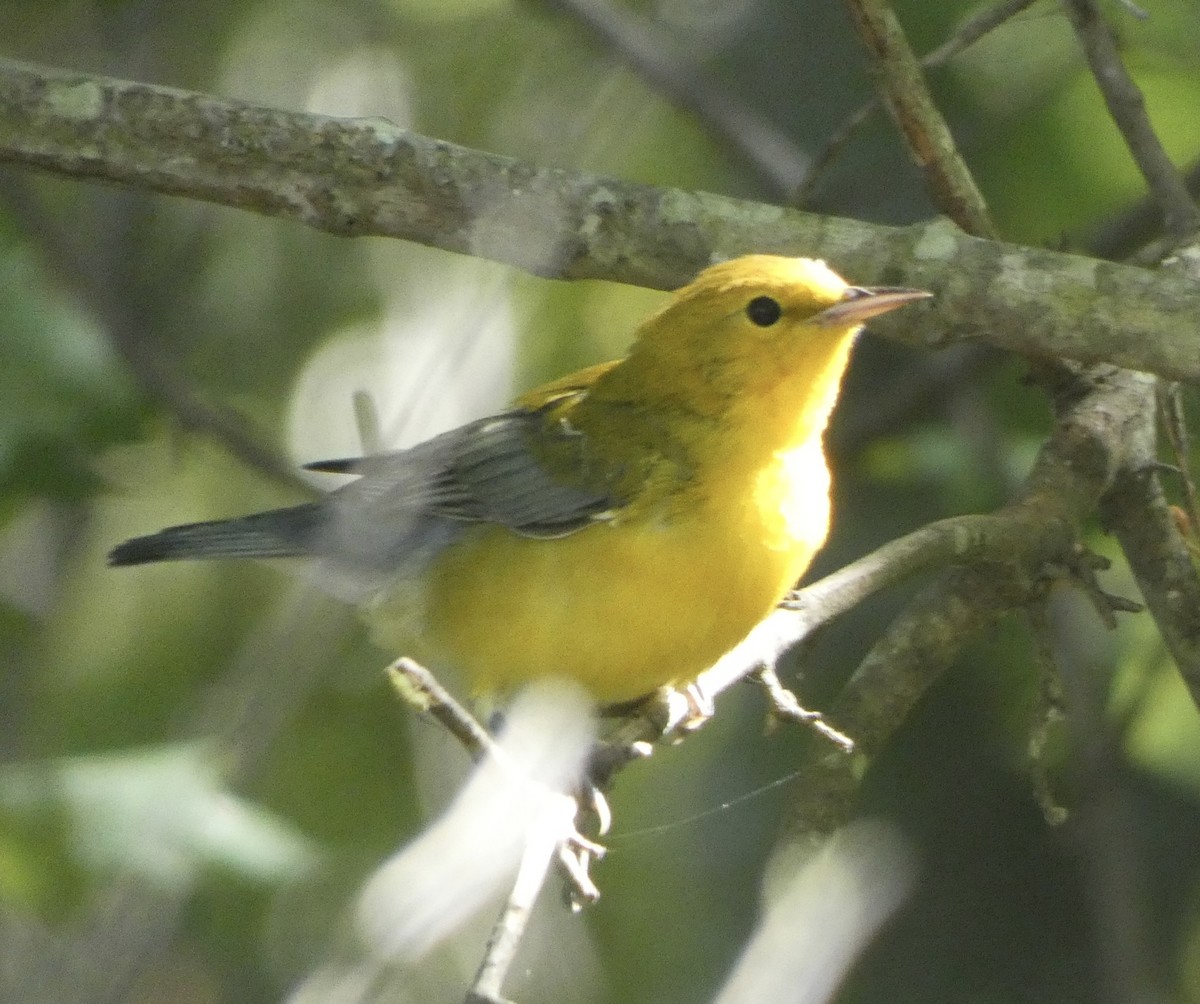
[368, 449, 832, 703]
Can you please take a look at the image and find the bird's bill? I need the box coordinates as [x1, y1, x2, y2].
[813, 287, 933, 327]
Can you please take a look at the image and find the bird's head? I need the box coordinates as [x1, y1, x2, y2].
[619, 255, 930, 416]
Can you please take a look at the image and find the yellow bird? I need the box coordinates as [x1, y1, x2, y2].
[110, 256, 929, 703]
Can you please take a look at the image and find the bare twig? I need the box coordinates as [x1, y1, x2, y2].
[1064, 0, 1200, 240]
[0, 172, 307, 491]
[753, 665, 855, 752]
[467, 793, 579, 1004]
[920, 0, 1043, 68]
[1083, 158, 1200, 259]
[1025, 608, 1068, 826]
[387, 657, 500, 762]
[109, 332, 313, 492]
[387, 656, 604, 991]
[791, 98, 875, 209]
[797, 0, 1040, 205]
[545, 0, 809, 196]
[842, 0, 997, 237]
[1033, 593, 1170, 1004]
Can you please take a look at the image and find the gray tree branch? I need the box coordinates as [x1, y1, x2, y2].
[3, 59, 1200, 384]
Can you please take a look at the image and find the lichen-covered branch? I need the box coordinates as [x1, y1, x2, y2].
[781, 362, 1153, 840]
[1101, 405, 1200, 712]
[3, 59, 1200, 383]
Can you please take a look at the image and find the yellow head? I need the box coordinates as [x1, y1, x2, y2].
[590, 255, 925, 423]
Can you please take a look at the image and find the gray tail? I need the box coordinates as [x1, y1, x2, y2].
[108, 503, 325, 566]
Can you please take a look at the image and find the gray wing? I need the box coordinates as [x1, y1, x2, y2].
[323, 409, 617, 544]
[108, 409, 617, 586]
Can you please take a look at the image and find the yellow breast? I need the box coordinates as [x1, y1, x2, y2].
[369, 440, 831, 703]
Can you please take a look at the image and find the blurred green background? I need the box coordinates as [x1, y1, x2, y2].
[3, 1, 1200, 1002]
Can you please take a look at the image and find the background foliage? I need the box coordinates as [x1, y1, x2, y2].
[3, 1, 1200, 1002]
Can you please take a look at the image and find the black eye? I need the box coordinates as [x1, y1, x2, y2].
[745, 295, 782, 327]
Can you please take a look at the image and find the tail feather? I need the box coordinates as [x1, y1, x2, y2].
[108, 504, 325, 566]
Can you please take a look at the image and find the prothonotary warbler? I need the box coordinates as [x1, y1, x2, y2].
[109, 256, 930, 703]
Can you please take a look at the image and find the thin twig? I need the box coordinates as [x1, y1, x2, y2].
[466, 794, 578, 1004]
[1064, 0, 1200, 240]
[111, 333, 314, 492]
[387, 655, 604, 986]
[1033, 592, 1169, 1004]
[0, 172, 308, 491]
[545, 0, 809, 196]
[796, 0, 1040, 205]
[387, 657, 500, 763]
[753, 666, 855, 752]
[1024, 603, 1068, 826]
[920, 0, 1043, 68]
[1083, 158, 1200, 259]
[842, 0, 997, 237]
